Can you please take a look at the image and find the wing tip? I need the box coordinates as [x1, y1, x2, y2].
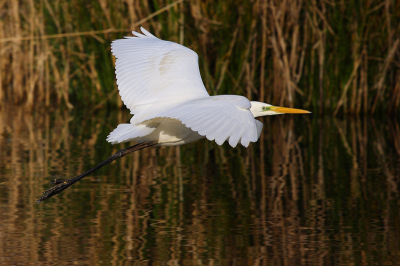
[240, 138, 251, 148]
[214, 137, 251, 148]
[129, 27, 157, 39]
[228, 137, 239, 148]
[110, 27, 157, 56]
[131, 30, 146, 38]
[140, 27, 157, 38]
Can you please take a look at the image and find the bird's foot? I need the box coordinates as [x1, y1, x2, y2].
[36, 179, 73, 204]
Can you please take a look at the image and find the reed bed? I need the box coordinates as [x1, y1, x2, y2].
[0, 0, 399, 114]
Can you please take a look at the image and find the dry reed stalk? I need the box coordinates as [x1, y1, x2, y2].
[89, 52, 103, 97]
[0, 0, 185, 43]
[0, 0, 399, 114]
[11, 0, 22, 104]
[389, 119, 400, 154]
[349, 21, 363, 115]
[333, 58, 362, 115]
[389, 71, 400, 114]
[350, 69, 358, 114]
[179, 0, 184, 45]
[249, 31, 258, 96]
[317, 1, 326, 114]
[259, 0, 267, 103]
[27, 0, 34, 108]
[43, 0, 62, 33]
[125, 0, 138, 28]
[360, 45, 368, 114]
[0, 0, 185, 110]
[230, 25, 257, 96]
[98, 0, 115, 29]
[307, 0, 330, 113]
[0, 28, 119, 43]
[0, 20, 2, 105]
[215, 18, 240, 93]
[239, 20, 257, 98]
[295, 15, 307, 89]
[269, 0, 292, 106]
[268, 0, 305, 107]
[371, 38, 400, 114]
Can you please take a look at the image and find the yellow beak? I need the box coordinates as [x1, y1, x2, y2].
[270, 106, 311, 114]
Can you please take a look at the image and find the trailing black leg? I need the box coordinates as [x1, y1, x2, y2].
[37, 141, 157, 204]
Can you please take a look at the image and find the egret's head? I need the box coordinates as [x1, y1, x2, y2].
[250, 101, 310, 118]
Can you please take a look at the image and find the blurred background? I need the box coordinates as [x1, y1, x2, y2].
[0, 0, 400, 265]
[1, 0, 399, 113]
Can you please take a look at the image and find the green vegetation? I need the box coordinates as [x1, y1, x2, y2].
[0, 0, 399, 114]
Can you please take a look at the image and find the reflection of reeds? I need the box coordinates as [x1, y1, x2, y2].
[1, 105, 400, 264]
[0, 0, 399, 114]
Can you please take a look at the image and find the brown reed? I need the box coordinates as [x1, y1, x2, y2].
[0, 0, 399, 114]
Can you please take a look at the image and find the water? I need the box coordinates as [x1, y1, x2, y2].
[0, 105, 399, 265]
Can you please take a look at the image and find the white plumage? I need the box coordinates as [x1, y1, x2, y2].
[36, 28, 310, 204]
[107, 28, 309, 148]
[112, 27, 209, 115]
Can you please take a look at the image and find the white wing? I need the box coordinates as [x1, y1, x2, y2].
[112, 27, 210, 114]
[255, 120, 263, 139]
[143, 95, 261, 147]
[106, 123, 157, 144]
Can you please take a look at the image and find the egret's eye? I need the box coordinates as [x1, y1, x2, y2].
[262, 106, 269, 111]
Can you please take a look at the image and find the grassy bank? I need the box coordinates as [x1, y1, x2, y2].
[0, 0, 399, 114]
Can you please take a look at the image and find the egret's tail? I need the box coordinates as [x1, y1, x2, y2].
[107, 123, 157, 144]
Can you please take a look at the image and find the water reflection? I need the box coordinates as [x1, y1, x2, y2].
[0, 105, 399, 265]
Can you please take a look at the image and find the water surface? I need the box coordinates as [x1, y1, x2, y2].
[0, 106, 399, 265]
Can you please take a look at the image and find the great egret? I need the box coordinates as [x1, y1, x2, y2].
[37, 27, 310, 203]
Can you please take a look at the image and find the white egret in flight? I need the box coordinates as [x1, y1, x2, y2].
[37, 27, 310, 203]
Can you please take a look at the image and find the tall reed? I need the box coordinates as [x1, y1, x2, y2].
[0, 0, 399, 114]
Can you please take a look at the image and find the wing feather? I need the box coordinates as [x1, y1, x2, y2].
[255, 120, 263, 139]
[142, 95, 260, 147]
[112, 28, 210, 114]
[202, 115, 227, 137]
[106, 123, 157, 144]
[229, 124, 247, 147]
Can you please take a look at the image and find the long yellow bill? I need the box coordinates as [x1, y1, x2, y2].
[271, 106, 311, 114]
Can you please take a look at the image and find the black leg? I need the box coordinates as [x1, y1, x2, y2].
[37, 141, 157, 204]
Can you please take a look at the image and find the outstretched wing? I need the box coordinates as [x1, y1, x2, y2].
[144, 95, 262, 148]
[112, 27, 210, 114]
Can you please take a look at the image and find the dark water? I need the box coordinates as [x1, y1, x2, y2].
[0, 106, 400, 265]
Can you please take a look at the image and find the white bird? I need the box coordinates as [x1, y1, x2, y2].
[37, 27, 310, 203]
